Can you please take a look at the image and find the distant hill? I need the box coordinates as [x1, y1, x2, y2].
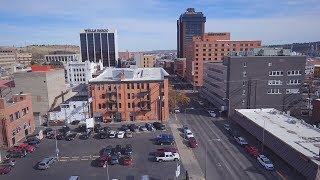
[267, 41, 320, 56]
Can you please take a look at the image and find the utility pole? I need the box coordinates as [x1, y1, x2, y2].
[254, 80, 257, 109]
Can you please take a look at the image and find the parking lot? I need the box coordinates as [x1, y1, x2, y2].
[2, 123, 184, 180]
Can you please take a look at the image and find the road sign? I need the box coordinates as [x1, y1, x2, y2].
[176, 164, 180, 177]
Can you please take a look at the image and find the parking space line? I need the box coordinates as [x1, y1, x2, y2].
[71, 156, 79, 159]
[80, 159, 89, 161]
[92, 156, 100, 158]
[59, 159, 68, 162]
[60, 157, 69, 159]
[70, 159, 79, 161]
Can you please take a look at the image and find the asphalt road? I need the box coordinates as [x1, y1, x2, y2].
[1, 123, 184, 180]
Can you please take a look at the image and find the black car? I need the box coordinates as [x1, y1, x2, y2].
[113, 145, 122, 155]
[79, 133, 90, 140]
[65, 133, 76, 141]
[43, 128, 53, 135]
[7, 150, 27, 158]
[122, 144, 132, 155]
[46, 133, 55, 139]
[56, 134, 64, 140]
[61, 126, 71, 133]
[104, 127, 111, 133]
[99, 132, 108, 139]
[110, 156, 119, 165]
[153, 122, 166, 130]
[28, 141, 40, 148]
[120, 125, 129, 132]
[26, 137, 40, 143]
[157, 138, 174, 145]
[129, 124, 136, 132]
[102, 146, 112, 156]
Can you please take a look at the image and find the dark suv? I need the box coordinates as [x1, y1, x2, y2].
[7, 150, 27, 158]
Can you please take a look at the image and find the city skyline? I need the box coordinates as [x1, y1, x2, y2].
[0, 0, 319, 51]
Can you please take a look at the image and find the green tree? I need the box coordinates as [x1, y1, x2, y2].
[168, 86, 190, 112]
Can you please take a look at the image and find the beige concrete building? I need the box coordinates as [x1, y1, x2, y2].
[16, 52, 32, 65]
[134, 53, 156, 68]
[0, 50, 16, 75]
[13, 65, 76, 126]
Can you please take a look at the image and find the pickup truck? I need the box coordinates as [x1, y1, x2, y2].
[155, 152, 180, 162]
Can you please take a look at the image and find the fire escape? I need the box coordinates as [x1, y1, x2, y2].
[105, 85, 118, 122]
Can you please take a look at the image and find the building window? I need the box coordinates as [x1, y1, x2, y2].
[131, 93, 134, 99]
[221, 53, 224, 56]
[286, 89, 300, 94]
[132, 102, 135, 108]
[242, 89, 246, 95]
[243, 71, 247, 77]
[131, 83, 134, 89]
[243, 62, 247, 67]
[195, 44, 198, 47]
[128, 103, 131, 108]
[287, 70, 302, 76]
[97, 84, 100, 90]
[196, 54, 198, 56]
[268, 63, 272, 67]
[137, 83, 140, 89]
[203, 49, 206, 51]
[127, 83, 130, 89]
[242, 100, 245, 105]
[102, 94, 105, 99]
[242, 81, 246, 86]
[118, 94, 121, 99]
[268, 80, 283, 85]
[287, 79, 302, 85]
[102, 104, 106, 109]
[267, 89, 281, 94]
[141, 83, 145, 89]
[119, 103, 122, 108]
[22, 108, 27, 116]
[9, 114, 14, 122]
[127, 93, 130, 99]
[98, 104, 101, 109]
[15, 111, 20, 119]
[203, 58, 206, 60]
[203, 44, 206, 47]
[269, 71, 284, 76]
[73, 105, 76, 108]
[203, 53, 206, 56]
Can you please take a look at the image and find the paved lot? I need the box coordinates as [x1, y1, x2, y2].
[2, 123, 184, 180]
[177, 97, 305, 180]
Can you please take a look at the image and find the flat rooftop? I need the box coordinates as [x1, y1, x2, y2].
[236, 108, 320, 164]
[89, 67, 169, 82]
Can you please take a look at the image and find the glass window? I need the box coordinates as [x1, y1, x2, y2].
[119, 103, 122, 108]
[128, 103, 131, 108]
[127, 93, 130, 99]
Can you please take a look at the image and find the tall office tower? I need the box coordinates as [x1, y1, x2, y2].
[177, 8, 206, 58]
[80, 29, 118, 67]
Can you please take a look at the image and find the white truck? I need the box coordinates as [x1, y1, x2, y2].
[155, 152, 180, 162]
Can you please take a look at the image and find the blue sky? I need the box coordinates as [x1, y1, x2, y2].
[0, 0, 319, 51]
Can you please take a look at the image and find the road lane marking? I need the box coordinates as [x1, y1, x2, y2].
[70, 159, 79, 161]
[81, 159, 89, 161]
[276, 171, 287, 180]
[61, 157, 69, 159]
[72, 156, 79, 159]
[92, 156, 100, 158]
[59, 159, 68, 162]
[83, 155, 91, 158]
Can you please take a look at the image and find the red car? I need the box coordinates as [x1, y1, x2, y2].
[157, 147, 178, 155]
[19, 143, 36, 153]
[245, 145, 261, 157]
[7, 146, 20, 153]
[0, 165, 12, 175]
[189, 137, 198, 148]
[96, 155, 109, 167]
[122, 156, 132, 166]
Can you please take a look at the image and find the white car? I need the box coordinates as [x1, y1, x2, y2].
[235, 136, 248, 146]
[109, 130, 116, 138]
[257, 155, 274, 170]
[117, 131, 125, 138]
[207, 111, 216, 117]
[184, 129, 194, 139]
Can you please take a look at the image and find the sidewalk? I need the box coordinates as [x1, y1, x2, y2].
[168, 116, 205, 180]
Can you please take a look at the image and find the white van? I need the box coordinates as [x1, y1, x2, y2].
[69, 176, 80, 180]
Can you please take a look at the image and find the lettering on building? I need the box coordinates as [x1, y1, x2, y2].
[84, 29, 109, 33]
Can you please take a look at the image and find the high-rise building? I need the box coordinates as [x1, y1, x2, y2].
[80, 29, 118, 67]
[177, 8, 206, 58]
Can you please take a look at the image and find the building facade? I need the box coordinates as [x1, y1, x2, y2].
[174, 58, 186, 79]
[80, 29, 118, 67]
[66, 60, 103, 87]
[185, 32, 261, 87]
[45, 54, 81, 67]
[134, 53, 156, 68]
[89, 67, 169, 122]
[177, 8, 206, 58]
[16, 52, 32, 65]
[0, 94, 35, 148]
[13, 66, 76, 126]
[0, 50, 16, 75]
[119, 51, 133, 60]
[201, 53, 306, 115]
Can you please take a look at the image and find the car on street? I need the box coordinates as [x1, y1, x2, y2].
[117, 131, 125, 138]
[65, 133, 77, 141]
[245, 145, 261, 158]
[145, 123, 155, 131]
[26, 137, 40, 144]
[153, 122, 166, 130]
[174, 109, 180, 113]
[235, 136, 249, 147]
[122, 144, 132, 155]
[120, 125, 130, 132]
[0, 165, 12, 175]
[129, 124, 137, 132]
[122, 156, 132, 166]
[7, 150, 27, 158]
[38, 157, 55, 170]
[109, 131, 116, 138]
[155, 152, 180, 162]
[61, 125, 71, 133]
[257, 155, 274, 170]
[19, 143, 36, 153]
[1, 159, 16, 167]
[102, 146, 112, 156]
[110, 156, 119, 165]
[113, 145, 122, 155]
[223, 124, 231, 131]
[189, 137, 198, 148]
[139, 126, 147, 132]
[125, 131, 133, 138]
[184, 129, 194, 139]
[207, 110, 216, 117]
[99, 132, 108, 139]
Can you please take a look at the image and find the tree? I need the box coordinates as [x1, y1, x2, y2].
[168, 86, 190, 112]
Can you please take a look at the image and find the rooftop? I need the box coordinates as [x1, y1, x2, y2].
[90, 67, 169, 83]
[236, 108, 320, 164]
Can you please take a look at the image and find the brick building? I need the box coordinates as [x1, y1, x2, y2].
[185, 32, 261, 87]
[89, 67, 169, 122]
[174, 58, 186, 79]
[0, 94, 35, 148]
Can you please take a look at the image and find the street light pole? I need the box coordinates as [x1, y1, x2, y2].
[205, 138, 221, 180]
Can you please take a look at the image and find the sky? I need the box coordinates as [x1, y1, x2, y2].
[0, 0, 319, 51]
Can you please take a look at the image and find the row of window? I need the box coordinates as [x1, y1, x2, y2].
[268, 80, 302, 85]
[195, 57, 221, 61]
[269, 70, 302, 76]
[71, 78, 85, 82]
[196, 43, 257, 48]
[70, 68, 85, 72]
[196, 53, 225, 57]
[12, 121, 31, 137]
[9, 107, 29, 122]
[72, 73, 85, 77]
[98, 102, 152, 109]
[267, 89, 300, 94]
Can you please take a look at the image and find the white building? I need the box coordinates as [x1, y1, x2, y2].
[45, 54, 81, 67]
[67, 60, 103, 87]
[49, 95, 90, 124]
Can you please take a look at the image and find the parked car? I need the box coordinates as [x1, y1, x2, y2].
[153, 122, 166, 130]
[94, 124, 102, 133]
[47, 133, 56, 139]
[96, 155, 109, 167]
[56, 134, 65, 140]
[235, 137, 248, 147]
[65, 133, 77, 141]
[109, 131, 116, 138]
[19, 143, 36, 152]
[189, 137, 198, 148]
[1, 159, 16, 167]
[182, 125, 189, 134]
[117, 131, 125, 139]
[62, 125, 71, 133]
[110, 156, 119, 165]
[26, 137, 40, 144]
[102, 146, 112, 156]
[207, 110, 216, 117]
[7, 150, 27, 158]
[223, 124, 231, 131]
[122, 156, 132, 166]
[38, 157, 55, 170]
[157, 137, 174, 145]
[104, 127, 111, 134]
[139, 126, 147, 132]
[0, 165, 12, 175]
[145, 123, 155, 131]
[71, 120, 80, 125]
[245, 145, 261, 158]
[7, 146, 20, 153]
[113, 145, 122, 155]
[155, 152, 180, 162]
[28, 141, 40, 148]
[120, 125, 130, 132]
[122, 144, 132, 155]
[69, 176, 80, 180]
[125, 132, 133, 138]
[43, 128, 53, 135]
[99, 132, 108, 139]
[129, 124, 137, 132]
[257, 155, 274, 170]
[79, 133, 90, 140]
[184, 129, 194, 139]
